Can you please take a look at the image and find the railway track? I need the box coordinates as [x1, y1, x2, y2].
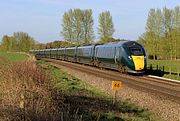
[43, 58, 180, 104]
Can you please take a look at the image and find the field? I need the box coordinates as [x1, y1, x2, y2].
[147, 59, 180, 80]
[0, 52, 161, 120]
[0, 51, 29, 62]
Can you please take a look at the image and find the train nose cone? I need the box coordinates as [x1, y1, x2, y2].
[132, 56, 144, 71]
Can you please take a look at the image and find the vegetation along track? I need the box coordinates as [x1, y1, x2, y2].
[43, 58, 180, 104]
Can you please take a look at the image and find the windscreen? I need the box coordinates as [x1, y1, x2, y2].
[130, 48, 144, 56]
[126, 42, 145, 56]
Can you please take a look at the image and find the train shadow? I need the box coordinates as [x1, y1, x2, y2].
[145, 69, 167, 77]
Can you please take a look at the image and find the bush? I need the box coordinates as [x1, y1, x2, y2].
[0, 60, 61, 120]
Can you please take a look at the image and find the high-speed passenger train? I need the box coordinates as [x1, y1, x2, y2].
[31, 41, 147, 74]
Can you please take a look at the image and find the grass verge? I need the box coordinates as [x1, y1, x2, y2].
[41, 60, 162, 121]
[147, 59, 180, 80]
[0, 51, 28, 62]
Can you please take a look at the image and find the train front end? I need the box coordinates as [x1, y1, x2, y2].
[124, 41, 147, 74]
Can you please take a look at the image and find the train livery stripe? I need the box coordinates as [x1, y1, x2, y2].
[131, 56, 144, 70]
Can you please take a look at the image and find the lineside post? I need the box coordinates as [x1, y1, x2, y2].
[112, 81, 122, 105]
[178, 69, 179, 77]
[169, 67, 171, 75]
[163, 66, 164, 73]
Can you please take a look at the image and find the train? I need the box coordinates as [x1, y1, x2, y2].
[31, 41, 147, 74]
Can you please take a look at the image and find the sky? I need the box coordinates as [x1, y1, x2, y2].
[0, 0, 179, 43]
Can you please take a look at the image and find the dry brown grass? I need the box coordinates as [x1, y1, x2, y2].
[0, 60, 61, 121]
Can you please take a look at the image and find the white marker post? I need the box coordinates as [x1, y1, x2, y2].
[112, 81, 122, 104]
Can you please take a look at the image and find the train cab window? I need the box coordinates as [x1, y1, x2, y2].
[126, 41, 144, 56]
[130, 48, 144, 56]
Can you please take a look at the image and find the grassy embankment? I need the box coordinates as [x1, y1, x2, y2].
[0, 51, 28, 62]
[0, 52, 161, 120]
[0, 52, 60, 120]
[147, 59, 180, 80]
[39, 60, 161, 121]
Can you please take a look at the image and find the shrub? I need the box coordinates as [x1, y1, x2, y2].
[0, 60, 61, 120]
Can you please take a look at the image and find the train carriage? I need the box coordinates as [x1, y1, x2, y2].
[76, 45, 95, 65]
[44, 49, 51, 58]
[94, 43, 121, 70]
[57, 48, 66, 60]
[50, 48, 58, 59]
[39, 49, 45, 58]
[65, 47, 77, 62]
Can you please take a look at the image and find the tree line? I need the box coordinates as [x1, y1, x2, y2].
[138, 6, 180, 60]
[0, 32, 36, 52]
[1, 6, 179, 61]
[0, 9, 116, 52]
[0, 33, 76, 51]
[35, 41, 75, 49]
[61, 9, 115, 45]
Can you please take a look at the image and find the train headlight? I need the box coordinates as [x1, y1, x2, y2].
[128, 56, 132, 60]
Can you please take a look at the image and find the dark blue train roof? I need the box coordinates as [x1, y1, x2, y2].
[30, 41, 144, 52]
[95, 41, 142, 48]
